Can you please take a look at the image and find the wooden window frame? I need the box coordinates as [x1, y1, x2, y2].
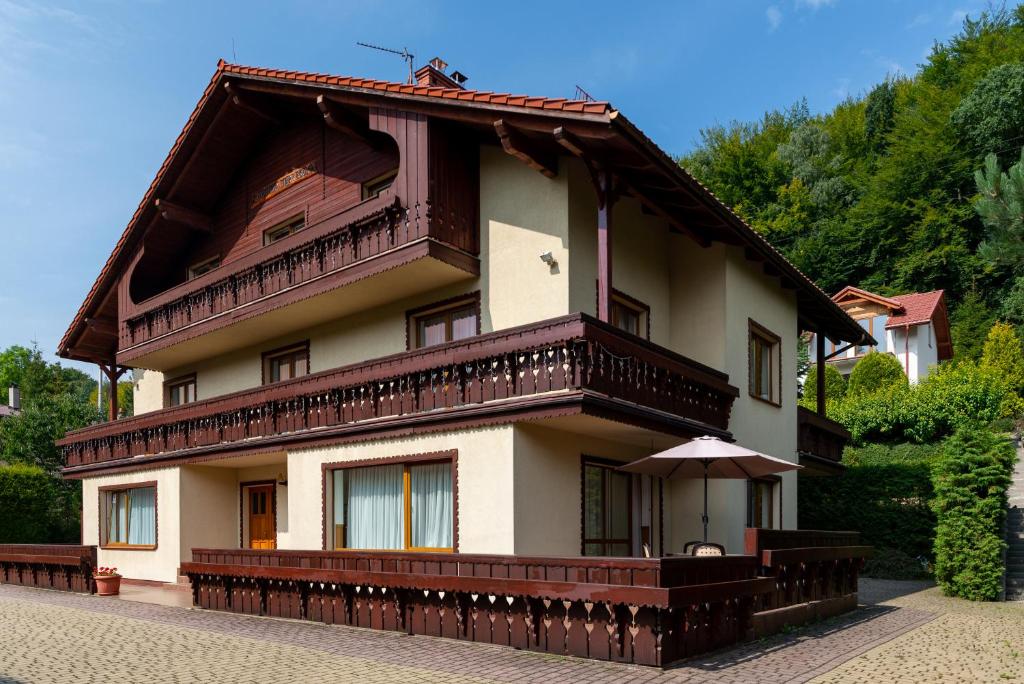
[98, 481, 158, 551]
[746, 476, 780, 529]
[187, 254, 221, 280]
[580, 455, 633, 557]
[611, 289, 651, 340]
[163, 373, 197, 408]
[321, 450, 459, 553]
[361, 168, 399, 201]
[405, 292, 481, 350]
[748, 319, 782, 407]
[263, 214, 306, 246]
[261, 340, 310, 385]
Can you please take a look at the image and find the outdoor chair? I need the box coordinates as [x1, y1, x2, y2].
[683, 541, 726, 556]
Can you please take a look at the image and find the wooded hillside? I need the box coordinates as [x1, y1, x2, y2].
[681, 5, 1024, 359]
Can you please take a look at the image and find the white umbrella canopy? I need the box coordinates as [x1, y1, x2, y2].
[618, 436, 802, 480]
[619, 436, 801, 544]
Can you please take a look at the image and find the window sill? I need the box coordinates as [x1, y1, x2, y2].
[748, 392, 782, 409]
[100, 544, 158, 551]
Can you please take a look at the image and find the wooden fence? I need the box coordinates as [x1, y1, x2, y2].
[0, 544, 97, 594]
[183, 532, 870, 667]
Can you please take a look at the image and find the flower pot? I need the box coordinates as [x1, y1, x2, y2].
[94, 575, 121, 596]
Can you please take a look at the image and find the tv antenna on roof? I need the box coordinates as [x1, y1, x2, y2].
[357, 42, 415, 84]
[574, 85, 596, 102]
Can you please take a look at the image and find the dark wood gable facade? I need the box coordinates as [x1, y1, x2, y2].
[113, 93, 480, 369]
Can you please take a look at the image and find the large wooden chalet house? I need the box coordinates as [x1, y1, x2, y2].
[56, 60, 865, 588]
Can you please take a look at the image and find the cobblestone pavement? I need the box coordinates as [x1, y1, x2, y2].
[812, 581, 1024, 683]
[0, 580, 978, 684]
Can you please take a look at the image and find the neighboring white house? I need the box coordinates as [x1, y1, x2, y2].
[824, 286, 953, 383]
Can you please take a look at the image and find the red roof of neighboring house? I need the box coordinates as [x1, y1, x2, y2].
[884, 291, 945, 328]
[832, 286, 952, 361]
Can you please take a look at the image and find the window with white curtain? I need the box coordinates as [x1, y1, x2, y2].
[102, 486, 156, 547]
[328, 460, 453, 551]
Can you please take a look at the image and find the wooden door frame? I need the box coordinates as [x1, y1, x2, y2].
[239, 480, 277, 549]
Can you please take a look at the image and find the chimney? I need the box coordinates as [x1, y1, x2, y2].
[415, 56, 467, 89]
[8, 385, 20, 411]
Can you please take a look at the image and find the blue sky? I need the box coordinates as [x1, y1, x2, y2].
[0, 0, 990, 374]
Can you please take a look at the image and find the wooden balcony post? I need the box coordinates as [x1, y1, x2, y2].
[99, 363, 129, 422]
[597, 170, 615, 323]
[815, 332, 826, 416]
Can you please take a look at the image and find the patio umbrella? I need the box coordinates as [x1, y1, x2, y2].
[618, 435, 801, 543]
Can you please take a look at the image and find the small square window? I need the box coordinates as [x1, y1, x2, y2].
[408, 297, 479, 349]
[262, 342, 309, 385]
[165, 374, 196, 407]
[187, 255, 221, 280]
[263, 215, 305, 246]
[362, 169, 398, 201]
[611, 293, 648, 339]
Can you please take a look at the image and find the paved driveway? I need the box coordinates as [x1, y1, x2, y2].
[0, 580, 1014, 683]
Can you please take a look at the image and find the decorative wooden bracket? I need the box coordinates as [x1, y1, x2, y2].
[98, 363, 130, 422]
[553, 127, 620, 206]
[155, 199, 212, 233]
[494, 119, 557, 178]
[224, 81, 279, 124]
[317, 95, 378, 147]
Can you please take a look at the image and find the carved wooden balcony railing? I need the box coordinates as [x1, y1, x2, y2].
[182, 534, 870, 667]
[118, 194, 478, 359]
[60, 314, 739, 472]
[797, 406, 851, 464]
[0, 544, 97, 594]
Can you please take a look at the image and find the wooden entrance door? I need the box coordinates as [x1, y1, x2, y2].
[247, 485, 276, 549]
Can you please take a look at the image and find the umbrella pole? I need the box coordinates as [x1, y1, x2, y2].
[702, 460, 709, 542]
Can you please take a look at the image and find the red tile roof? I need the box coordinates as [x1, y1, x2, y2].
[885, 290, 946, 328]
[59, 60, 870, 360]
[220, 61, 611, 114]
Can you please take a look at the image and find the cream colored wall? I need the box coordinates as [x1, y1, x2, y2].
[178, 466, 237, 564]
[511, 424, 652, 556]
[284, 426, 516, 553]
[725, 248, 798, 531]
[668, 239, 728, 370]
[132, 369, 165, 416]
[479, 145, 572, 331]
[81, 467, 181, 583]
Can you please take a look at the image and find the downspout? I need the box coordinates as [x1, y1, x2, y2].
[904, 324, 910, 377]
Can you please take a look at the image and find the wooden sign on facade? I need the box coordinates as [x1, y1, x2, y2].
[250, 161, 318, 209]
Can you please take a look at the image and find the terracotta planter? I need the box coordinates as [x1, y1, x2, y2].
[94, 575, 121, 596]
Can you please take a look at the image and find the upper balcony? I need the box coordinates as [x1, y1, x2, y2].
[796, 405, 850, 473]
[59, 313, 739, 475]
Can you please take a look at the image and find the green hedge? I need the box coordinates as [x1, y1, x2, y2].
[931, 427, 1015, 601]
[847, 351, 907, 398]
[799, 442, 939, 561]
[800, 364, 847, 410]
[828, 361, 1011, 444]
[0, 464, 80, 543]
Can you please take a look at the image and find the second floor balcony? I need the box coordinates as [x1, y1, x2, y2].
[118, 193, 479, 369]
[60, 313, 739, 474]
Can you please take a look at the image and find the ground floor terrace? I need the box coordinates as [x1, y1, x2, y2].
[74, 419, 797, 585]
[3, 579, 1020, 682]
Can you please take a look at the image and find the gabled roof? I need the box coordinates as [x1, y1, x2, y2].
[884, 291, 945, 328]
[59, 60, 871, 362]
[832, 285, 904, 310]
[832, 286, 952, 361]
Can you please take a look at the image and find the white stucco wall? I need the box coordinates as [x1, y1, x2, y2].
[132, 369, 165, 416]
[81, 467, 182, 583]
